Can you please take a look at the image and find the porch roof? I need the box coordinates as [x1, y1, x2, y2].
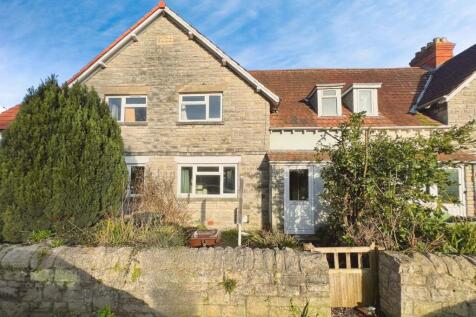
[267, 151, 476, 163]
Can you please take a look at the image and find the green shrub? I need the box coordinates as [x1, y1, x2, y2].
[96, 305, 115, 317]
[442, 221, 476, 254]
[92, 217, 187, 248]
[220, 276, 237, 294]
[246, 230, 301, 249]
[28, 229, 54, 243]
[0, 77, 127, 242]
[219, 228, 239, 247]
[318, 113, 475, 251]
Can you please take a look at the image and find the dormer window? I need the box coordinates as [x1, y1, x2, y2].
[342, 83, 382, 116]
[308, 84, 344, 117]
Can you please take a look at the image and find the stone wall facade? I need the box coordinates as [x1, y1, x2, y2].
[83, 15, 271, 229]
[0, 244, 331, 317]
[379, 251, 476, 317]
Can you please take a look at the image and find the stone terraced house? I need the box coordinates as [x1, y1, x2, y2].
[1, 1, 476, 235]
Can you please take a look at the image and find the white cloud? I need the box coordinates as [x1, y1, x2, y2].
[1, 0, 475, 106]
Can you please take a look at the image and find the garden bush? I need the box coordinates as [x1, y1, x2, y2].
[318, 113, 475, 252]
[0, 77, 127, 242]
[442, 221, 476, 254]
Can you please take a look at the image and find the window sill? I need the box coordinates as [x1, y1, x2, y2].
[176, 121, 224, 126]
[178, 195, 238, 201]
[119, 122, 148, 126]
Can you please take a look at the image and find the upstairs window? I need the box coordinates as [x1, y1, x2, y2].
[310, 84, 344, 117]
[342, 84, 381, 116]
[106, 96, 147, 123]
[179, 94, 222, 122]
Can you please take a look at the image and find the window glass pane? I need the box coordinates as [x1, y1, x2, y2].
[197, 166, 219, 172]
[126, 97, 147, 104]
[180, 167, 192, 194]
[108, 98, 122, 121]
[323, 90, 336, 97]
[209, 95, 221, 119]
[223, 167, 236, 194]
[135, 107, 147, 122]
[359, 90, 373, 114]
[130, 166, 145, 195]
[196, 175, 220, 195]
[182, 104, 206, 120]
[182, 95, 205, 102]
[321, 97, 338, 116]
[289, 169, 309, 201]
[440, 169, 460, 203]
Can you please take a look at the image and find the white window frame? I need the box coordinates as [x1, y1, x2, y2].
[125, 156, 149, 197]
[428, 166, 466, 217]
[354, 89, 379, 116]
[106, 95, 148, 123]
[178, 93, 223, 122]
[317, 88, 342, 117]
[177, 163, 238, 198]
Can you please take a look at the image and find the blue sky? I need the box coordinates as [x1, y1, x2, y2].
[1, 0, 475, 110]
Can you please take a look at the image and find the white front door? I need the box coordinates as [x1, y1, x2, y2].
[284, 166, 315, 234]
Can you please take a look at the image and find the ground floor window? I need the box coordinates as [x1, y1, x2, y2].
[125, 156, 149, 196]
[179, 164, 237, 197]
[427, 167, 464, 204]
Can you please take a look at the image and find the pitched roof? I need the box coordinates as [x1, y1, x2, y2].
[67, 3, 279, 105]
[0, 105, 20, 130]
[418, 44, 476, 106]
[251, 68, 441, 128]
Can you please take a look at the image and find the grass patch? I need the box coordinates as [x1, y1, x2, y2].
[130, 265, 142, 283]
[96, 305, 116, 317]
[28, 230, 54, 243]
[91, 217, 187, 248]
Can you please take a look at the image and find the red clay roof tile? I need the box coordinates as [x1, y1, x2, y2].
[0, 105, 21, 130]
[251, 68, 441, 128]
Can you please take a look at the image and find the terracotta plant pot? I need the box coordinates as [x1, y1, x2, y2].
[188, 229, 220, 248]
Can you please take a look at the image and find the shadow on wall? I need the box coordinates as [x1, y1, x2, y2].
[422, 300, 476, 317]
[0, 244, 199, 317]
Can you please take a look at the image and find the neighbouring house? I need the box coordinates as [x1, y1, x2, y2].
[1, 1, 476, 234]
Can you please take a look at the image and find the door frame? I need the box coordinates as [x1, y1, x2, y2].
[283, 165, 315, 235]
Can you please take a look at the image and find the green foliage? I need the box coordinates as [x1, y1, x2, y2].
[246, 230, 301, 249]
[28, 229, 54, 243]
[96, 305, 116, 317]
[290, 300, 319, 317]
[50, 238, 65, 248]
[130, 264, 142, 283]
[0, 76, 128, 242]
[219, 229, 301, 249]
[318, 113, 475, 251]
[91, 217, 187, 248]
[221, 276, 237, 294]
[442, 221, 476, 254]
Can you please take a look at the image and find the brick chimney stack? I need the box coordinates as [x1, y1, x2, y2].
[409, 37, 455, 69]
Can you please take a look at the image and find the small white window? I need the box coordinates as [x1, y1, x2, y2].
[427, 167, 466, 217]
[342, 84, 381, 116]
[106, 96, 147, 123]
[317, 88, 342, 117]
[178, 164, 237, 197]
[356, 89, 378, 116]
[179, 94, 222, 122]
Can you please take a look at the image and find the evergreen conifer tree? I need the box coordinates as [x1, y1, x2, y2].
[0, 76, 128, 242]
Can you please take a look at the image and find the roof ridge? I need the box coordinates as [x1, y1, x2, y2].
[250, 67, 426, 72]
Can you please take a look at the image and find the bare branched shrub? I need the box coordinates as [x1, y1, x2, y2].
[124, 170, 190, 226]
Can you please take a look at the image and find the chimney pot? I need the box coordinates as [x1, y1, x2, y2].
[410, 37, 455, 69]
